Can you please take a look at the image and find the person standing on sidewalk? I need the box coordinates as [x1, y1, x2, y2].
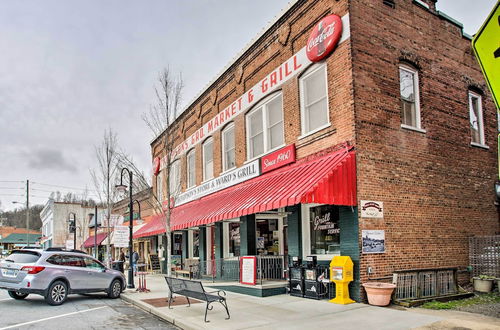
[132, 250, 139, 275]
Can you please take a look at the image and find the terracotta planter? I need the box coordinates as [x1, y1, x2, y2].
[473, 278, 494, 293]
[362, 282, 396, 306]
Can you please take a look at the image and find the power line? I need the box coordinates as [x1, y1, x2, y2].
[31, 181, 98, 192]
[0, 187, 23, 190]
[0, 180, 24, 183]
[0, 194, 25, 197]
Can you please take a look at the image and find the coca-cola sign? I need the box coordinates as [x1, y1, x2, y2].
[306, 14, 343, 62]
[261, 144, 296, 174]
[153, 157, 161, 176]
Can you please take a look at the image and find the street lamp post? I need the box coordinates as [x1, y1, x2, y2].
[68, 212, 77, 250]
[116, 167, 134, 289]
[12, 197, 29, 247]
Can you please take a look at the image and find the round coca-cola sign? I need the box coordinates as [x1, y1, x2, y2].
[306, 14, 343, 62]
[153, 157, 161, 176]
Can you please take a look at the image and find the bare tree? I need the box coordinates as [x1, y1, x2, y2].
[142, 68, 183, 276]
[90, 128, 120, 266]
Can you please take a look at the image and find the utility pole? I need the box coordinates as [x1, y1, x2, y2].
[26, 180, 29, 246]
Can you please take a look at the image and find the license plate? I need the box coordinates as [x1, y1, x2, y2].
[1, 269, 18, 277]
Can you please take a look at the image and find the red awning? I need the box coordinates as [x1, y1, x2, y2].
[169, 147, 356, 231]
[83, 232, 108, 248]
[133, 215, 165, 239]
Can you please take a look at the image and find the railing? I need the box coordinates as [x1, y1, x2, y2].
[393, 267, 458, 301]
[192, 255, 286, 284]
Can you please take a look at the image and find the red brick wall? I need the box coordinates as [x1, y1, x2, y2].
[350, 0, 499, 283]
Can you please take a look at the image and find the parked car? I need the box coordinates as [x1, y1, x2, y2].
[0, 248, 126, 305]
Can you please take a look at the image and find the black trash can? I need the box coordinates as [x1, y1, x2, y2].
[112, 261, 124, 273]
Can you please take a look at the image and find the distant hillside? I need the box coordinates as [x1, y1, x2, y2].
[0, 205, 43, 230]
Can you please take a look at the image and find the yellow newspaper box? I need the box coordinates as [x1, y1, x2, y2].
[329, 256, 355, 304]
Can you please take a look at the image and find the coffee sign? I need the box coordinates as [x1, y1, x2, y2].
[261, 144, 296, 173]
[306, 14, 343, 62]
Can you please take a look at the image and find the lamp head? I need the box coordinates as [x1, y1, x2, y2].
[115, 184, 128, 193]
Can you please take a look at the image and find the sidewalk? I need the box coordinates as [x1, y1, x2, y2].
[121, 274, 500, 330]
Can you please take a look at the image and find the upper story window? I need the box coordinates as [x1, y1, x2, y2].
[169, 160, 181, 195]
[202, 138, 214, 181]
[299, 64, 329, 135]
[222, 123, 236, 171]
[186, 149, 196, 188]
[469, 91, 485, 146]
[246, 93, 284, 159]
[156, 170, 163, 201]
[399, 64, 422, 130]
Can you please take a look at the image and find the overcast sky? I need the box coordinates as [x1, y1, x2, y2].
[0, 0, 496, 213]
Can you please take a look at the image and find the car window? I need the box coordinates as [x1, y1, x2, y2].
[61, 255, 86, 267]
[46, 254, 65, 265]
[5, 251, 41, 263]
[84, 257, 105, 270]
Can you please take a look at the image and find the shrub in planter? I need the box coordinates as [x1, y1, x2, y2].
[473, 275, 495, 293]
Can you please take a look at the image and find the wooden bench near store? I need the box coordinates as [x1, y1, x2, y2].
[174, 258, 199, 279]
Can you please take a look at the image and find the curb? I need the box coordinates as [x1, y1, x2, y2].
[120, 294, 195, 330]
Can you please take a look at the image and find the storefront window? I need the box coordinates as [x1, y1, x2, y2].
[229, 223, 240, 257]
[310, 205, 340, 255]
[256, 218, 280, 256]
[193, 229, 200, 258]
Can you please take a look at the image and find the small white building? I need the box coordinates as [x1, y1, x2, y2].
[40, 200, 104, 250]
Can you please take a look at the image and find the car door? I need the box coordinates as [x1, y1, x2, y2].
[83, 257, 110, 289]
[57, 255, 88, 290]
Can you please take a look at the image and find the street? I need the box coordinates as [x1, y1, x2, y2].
[0, 289, 178, 330]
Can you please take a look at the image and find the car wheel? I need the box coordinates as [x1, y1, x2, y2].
[45, 280, 68, 306]
[8, 291, 29, 300]
[107, 279, 122, 299]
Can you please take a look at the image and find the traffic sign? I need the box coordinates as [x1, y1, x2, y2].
[472, 1, 500, 110]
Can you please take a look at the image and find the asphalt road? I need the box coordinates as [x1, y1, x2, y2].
[0, 289, 179, 330]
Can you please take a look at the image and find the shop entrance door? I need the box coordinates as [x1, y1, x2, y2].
[255, 216, 284, 256]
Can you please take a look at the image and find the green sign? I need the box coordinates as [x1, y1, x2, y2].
[472, 1, 500, 110]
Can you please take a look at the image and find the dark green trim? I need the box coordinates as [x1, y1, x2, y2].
[285, 205, 301, 259]
[210, 285, 286, 297]
[240, 214, 256, 256]
[339, 206, 360, 302]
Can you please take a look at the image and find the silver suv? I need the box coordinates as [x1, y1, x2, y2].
[0, 248, 126, 305]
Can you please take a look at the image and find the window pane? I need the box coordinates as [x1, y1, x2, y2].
[470, 95, 481, 143]
[304, 68, 327, 106]
[249, 109, 263, 137]
[169, 161, 180, 193]
[187, 151, 195, 188]
[307, 98, 328, 132]
[267, 96, 283, 126]
[401, 100, 416, 127]
[251, 132, 264, 158]
[309, 205, 340, 255]
[203, 140, 213, 180]
[269, 124, 284, 149]
[193, 230, 200, 258]
[229, 223, 240, 257]
[399, 69, 415, 102]
[223, 126, 236, 171]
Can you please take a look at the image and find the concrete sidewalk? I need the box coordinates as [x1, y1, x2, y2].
[121, 274, 500, 330]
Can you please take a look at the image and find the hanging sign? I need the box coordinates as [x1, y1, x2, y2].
[113, 226, 130, 248]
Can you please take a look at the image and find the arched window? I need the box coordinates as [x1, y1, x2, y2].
[246, 92, 284, 159]
[299, 63, 329, 135]
[186, 149, 196, 188]
[468, 90, 485, 146]
[222, 123, 236, 171]
[202, 138, 214, 181]
[399, 63, 422, 130]
[169, 160, 180, 195]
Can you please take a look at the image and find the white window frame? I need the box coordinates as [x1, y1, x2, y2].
[299, 63, 330, 137]
[156, 170, 163, 201]
[301, 203, 341, 261]
[186, 149, 196, 188]
[222, 123, 236, 172]
[169, 160, 181, 195]
[468, 91, 487, 148]
[245, 92, 284, 161]
[202, 138, 214, 181]
[399, 64, 425, 132]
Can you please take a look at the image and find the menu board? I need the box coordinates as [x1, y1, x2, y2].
[240, 256, 257, 285]
[149, 254, 161, 271]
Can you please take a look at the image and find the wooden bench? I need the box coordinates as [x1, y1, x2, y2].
[164, 276, 230, 323]
[174, 258, 199, 279]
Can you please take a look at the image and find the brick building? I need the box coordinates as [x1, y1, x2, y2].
[140, 0, 498, 300]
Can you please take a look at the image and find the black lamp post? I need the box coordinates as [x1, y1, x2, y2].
[68, 212, 77, 250]
[116, 167, 134, 289]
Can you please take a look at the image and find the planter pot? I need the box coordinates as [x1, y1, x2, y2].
[362, 282, 396, 306]
[473, 278, 494, 293]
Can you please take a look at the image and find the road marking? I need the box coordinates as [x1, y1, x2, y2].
[0, 306, 109, 330]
